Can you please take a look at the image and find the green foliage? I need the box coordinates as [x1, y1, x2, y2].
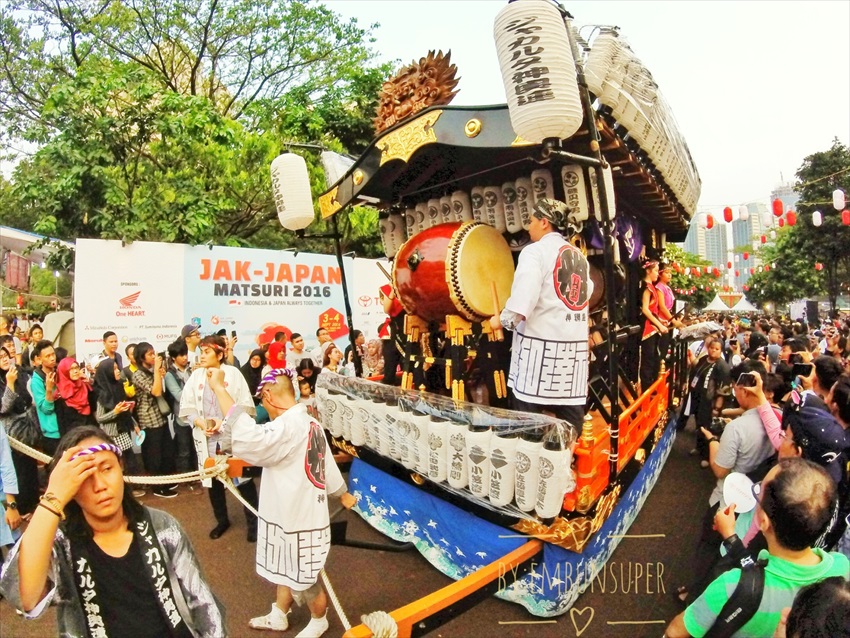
[0, 0, 388, 259]
[662, 244, 720, 309]
[746, 139, 850, 312]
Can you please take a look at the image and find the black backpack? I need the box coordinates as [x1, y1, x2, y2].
[703, 558, 767, 638]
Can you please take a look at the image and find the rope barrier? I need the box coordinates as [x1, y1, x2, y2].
[4, 430, 352, 630]
[361, 611, 399, 637]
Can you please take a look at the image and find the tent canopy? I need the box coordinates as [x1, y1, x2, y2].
[701, 294, 731, 311]
[730, 296, 758, 312]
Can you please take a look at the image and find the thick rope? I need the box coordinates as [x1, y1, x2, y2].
[361, 611, 398, 637]
[7, 433, 352, 630]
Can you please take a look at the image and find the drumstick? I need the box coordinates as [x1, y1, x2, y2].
[490, 281, 504, 342]
[376, 261, 393, 282]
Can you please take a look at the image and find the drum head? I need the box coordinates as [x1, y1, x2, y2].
[447, 223, 515, 320]
[589, 263, 605, 312]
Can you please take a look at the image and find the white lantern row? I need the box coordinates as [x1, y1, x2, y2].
[494, 0, 583, 144]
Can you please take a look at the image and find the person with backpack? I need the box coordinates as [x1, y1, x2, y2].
[664, 458, 850, 638]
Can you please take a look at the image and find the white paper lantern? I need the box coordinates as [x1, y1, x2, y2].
[403, 208, 417, 239]
[761, 211, 773, 228]
[466, 427, 492, 498]
[483, 185, 508, 233]
[770, 230, 776, 240]
[738, 205, 749, 221]
[590, 165, 617, 222]
[698, 213, 708, 229]
[270, 153, 315, 231]
[515, 176, 534, 229]
[379, 213, 406, 259]
[502, 182, 523, 233]
[450, 190, 474, 222]
[560, 165, 589, 222]
[530, 168, 555, 203]
[812, 210, 823, 227]
[470, 186, 487, 223]
[494, 0, 583, 143]
[833, 189, 846, 211]
[439, 196, 453, 224]
[489, 432, 518, 507]
[414, 202, 429, 234]
[426, 198, 442, 228]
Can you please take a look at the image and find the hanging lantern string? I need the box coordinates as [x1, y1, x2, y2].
[698, 168, 850, 209]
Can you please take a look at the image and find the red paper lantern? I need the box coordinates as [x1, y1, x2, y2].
[743, 251, 749, 260]
[764, 265, 770, 272]
[772, 199, 783, 217]
[743, 285, 749, 291]
[778, 217, 785, 228]
[727, 261, 732, 269]
[704, 266, 710, 274]
[705, 285, 710, 291]
[723, 285, 729, 291]
[760, 235, 767, 244]
[750, 268, 754, 275]
[706, 214, 715, 229]
[735, 270, 740, 277]
[786, 211, 796, 226]
[843, 209, 850, 225]
[712, 267, 720, 277]
[723, 206, 733, 223]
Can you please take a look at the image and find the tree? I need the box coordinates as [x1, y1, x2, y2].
[662, 244, 719, 310]
[745, 227, 821, 308]
[791, 138, 850, 313]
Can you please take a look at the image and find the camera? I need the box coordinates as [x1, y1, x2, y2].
[706, 416, 726, 438]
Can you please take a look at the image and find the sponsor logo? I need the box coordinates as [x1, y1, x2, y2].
[119, 291, 141, 308]
[358, 295, 373, 307]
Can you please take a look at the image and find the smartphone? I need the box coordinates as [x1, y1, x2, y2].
[231, 330, 237, 338]
[737, 372, 758, 387]
[125, 401, 136, 410]
[789, 353, 804, 365]
[791, 363, 814, 378]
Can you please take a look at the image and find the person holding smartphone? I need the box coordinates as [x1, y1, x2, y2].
[93, 358, 144, 488]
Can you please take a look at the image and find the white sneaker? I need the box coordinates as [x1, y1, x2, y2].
[248, 604, 289, 631]
[294, 614, 329, 638]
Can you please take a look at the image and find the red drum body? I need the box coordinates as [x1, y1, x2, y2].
[393, 222, 515, 322]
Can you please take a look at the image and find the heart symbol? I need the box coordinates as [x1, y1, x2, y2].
[569, 606, 595, 637]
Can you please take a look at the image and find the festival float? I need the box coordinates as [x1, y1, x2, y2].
[274, 1, 701, 634]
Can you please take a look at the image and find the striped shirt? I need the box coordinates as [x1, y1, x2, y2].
[684, 548, 850, 637]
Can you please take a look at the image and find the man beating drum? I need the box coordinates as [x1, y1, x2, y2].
[489, 198, 592, 432]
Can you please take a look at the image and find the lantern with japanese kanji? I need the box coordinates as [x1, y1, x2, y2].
[723, 206, 733, 223]
[772, 199, 783, 217]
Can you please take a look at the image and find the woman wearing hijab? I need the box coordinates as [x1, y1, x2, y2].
[55, 358, 95, 435]
[93, 358, 143, 478]
[240, 349, 266, 402]
[0, 346, 39, 516]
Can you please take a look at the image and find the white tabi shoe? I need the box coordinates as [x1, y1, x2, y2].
[294, 613, 329, 638]
[248, 603, 289, 631]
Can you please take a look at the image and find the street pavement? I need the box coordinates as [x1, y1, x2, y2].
[0, 425, 714, 638]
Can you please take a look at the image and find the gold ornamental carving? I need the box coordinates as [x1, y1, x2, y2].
[378, 110, 443, 167]
[464, 118, 482, 138]
[353, 169, 365, 185]
[319, 186, 341, 220]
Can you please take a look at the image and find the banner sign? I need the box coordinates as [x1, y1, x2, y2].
[75, 239, 389, 364]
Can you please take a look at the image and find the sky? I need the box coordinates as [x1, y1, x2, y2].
[328, 0, 850, 215]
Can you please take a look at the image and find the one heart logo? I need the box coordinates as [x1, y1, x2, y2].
[569, 606, 595, 637]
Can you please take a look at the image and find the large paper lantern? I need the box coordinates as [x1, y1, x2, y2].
[706, 214, 715, 229]
[270, 153, 315, 231]
[843, 209, 850, 225]
[772, 199, 784, 217]
[834, 189, 846, 211]
[723, 206, 733, 223]
[494, 0, 583, 143]
[786, 211, 796, 226]
[812, 210, 823, 227]
[738, 205, 749, 221]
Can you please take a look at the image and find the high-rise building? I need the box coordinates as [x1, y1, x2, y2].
[771, 182, 800, 214]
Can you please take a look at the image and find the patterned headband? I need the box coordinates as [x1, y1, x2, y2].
[255, 368, 295, 396]
[71, 443, 123, 460]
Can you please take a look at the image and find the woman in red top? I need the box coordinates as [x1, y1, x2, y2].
[639, 259, 668, 391]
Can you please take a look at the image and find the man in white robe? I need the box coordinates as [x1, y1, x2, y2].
[205, 367, 355, 638]
[491, 198, 592, 431]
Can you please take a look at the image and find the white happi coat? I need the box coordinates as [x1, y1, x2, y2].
[224, 403, 346, 590]
[503, 232, 592, 406]
[178, 364, 255, 487]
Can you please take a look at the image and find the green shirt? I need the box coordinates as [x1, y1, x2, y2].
[683, 548, 850, 638]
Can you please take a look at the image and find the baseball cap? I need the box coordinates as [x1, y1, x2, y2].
[181, 324, 200, 338]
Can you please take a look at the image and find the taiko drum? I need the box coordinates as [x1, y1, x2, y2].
[392, 222, 515, 322]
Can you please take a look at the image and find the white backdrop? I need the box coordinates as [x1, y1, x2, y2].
[74, 239, 389, 364]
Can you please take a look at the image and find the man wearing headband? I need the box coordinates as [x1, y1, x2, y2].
[204, 367, 356, 637]
[490, 198, 592, 430]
